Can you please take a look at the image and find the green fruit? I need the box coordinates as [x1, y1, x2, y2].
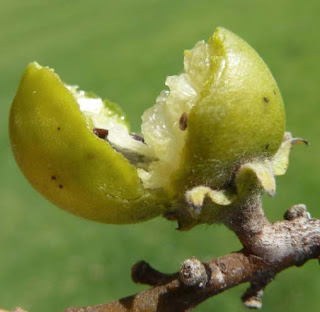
[142, 27, 285, 195]
[182, 28, 285, 189]
[10, 63, 166, 224]
[10, 27, 285, 226]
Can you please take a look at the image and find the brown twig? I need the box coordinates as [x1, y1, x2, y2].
[65, 203, 320, 312]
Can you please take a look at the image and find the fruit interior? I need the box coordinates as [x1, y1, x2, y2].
[67, 85, 156, 171]
[141, 39, 222, 189]
[70, 39, 221, 191]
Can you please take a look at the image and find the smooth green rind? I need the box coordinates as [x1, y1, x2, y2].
[174, 27, 285, 192]
[10, 63, 165, 224]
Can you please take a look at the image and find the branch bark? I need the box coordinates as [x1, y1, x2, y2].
[65, 204, 320, 312]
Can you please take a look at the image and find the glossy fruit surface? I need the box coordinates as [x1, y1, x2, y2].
[141, 28, 285, 195]
[180, 28, 285, 189]
[10, 63, 165, 224]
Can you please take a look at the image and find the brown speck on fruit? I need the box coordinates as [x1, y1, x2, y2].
[273, 90, 276, 95]
[93, 128, 109, 139]
[265, 144, 269, 150]
[87, 153, 95, 160]
[263, 97, 269, 103]
[179, 112, 188, 131]
[51, 175, 56, 180]
[57, 127, 61, 130]
[59, 184, 63, 189]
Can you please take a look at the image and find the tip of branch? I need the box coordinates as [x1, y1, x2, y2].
[242, 287, 264, 310]
[131, 260, 151, 284]
[241, 279, 270, 310]
[131, 260, 178, 286]
[284, 204, 310, 221]
[242, 296, 263, 309]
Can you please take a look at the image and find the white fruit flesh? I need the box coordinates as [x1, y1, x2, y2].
[67, 86, 155, 168]
[68, 39, 221, 191]
[140, 40, 220, 189]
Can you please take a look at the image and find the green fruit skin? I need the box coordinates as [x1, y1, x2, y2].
[174, 28, 285, 193]
[10, 63, 166, 224]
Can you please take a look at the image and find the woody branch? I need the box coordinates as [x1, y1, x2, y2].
[64, 202, 320, 312]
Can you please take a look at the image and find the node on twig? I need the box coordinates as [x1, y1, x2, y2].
[179, 257, 208, 288]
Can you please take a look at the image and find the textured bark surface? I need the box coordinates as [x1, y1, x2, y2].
[64, 203, 320, 312]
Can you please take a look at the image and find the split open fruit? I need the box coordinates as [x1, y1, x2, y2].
[10, 27, 288, 227]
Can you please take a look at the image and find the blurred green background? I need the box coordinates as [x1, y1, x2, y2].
[1, 0, 319, 311]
